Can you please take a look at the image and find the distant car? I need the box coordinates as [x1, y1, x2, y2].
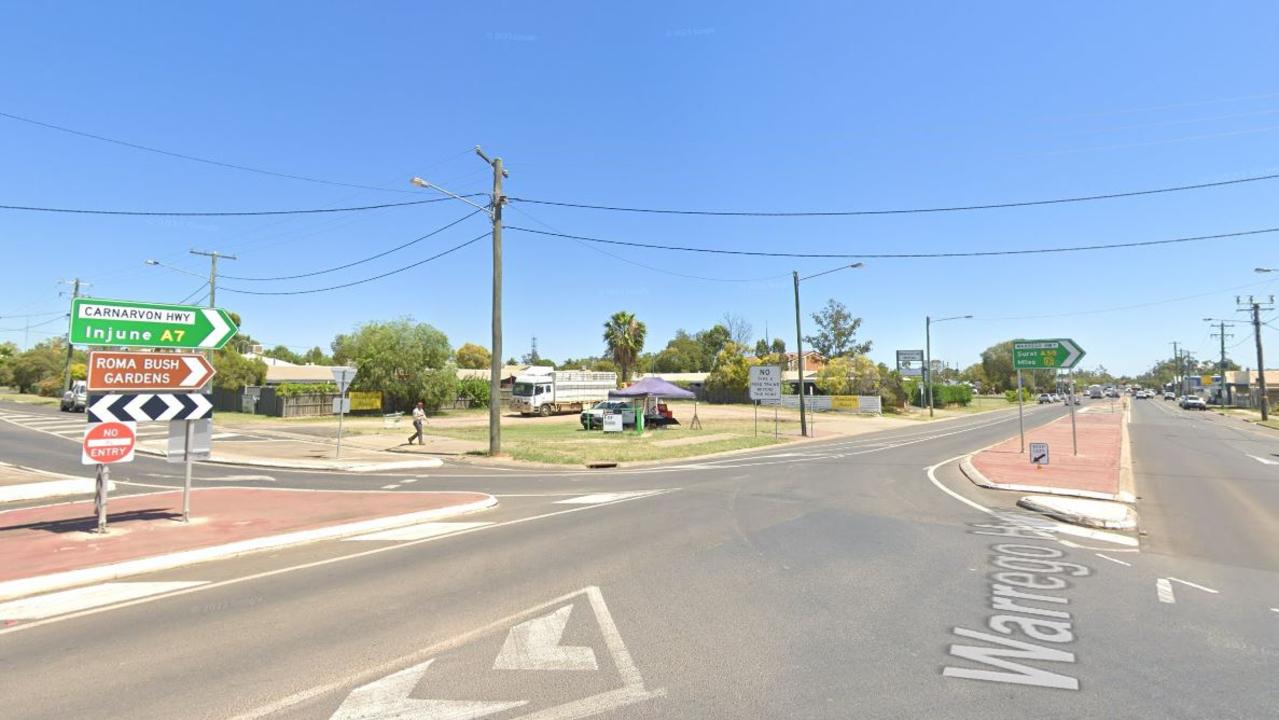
[1064, 395, 1080, 405]
[60, 380, 87, 412]
[580, 400, 637, 429]
[1037, 393, 1052, 404]
[1182, 396, 1207, 410]
[1163, 391, 1176, 400]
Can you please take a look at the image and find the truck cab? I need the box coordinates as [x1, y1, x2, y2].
[511, 378, 555, 416]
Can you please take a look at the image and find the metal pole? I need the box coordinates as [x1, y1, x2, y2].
[61, 278, 81, 392]
[793, 271, 807, 437]
[925, 315, 933, 417]
[1219, 322, 1230, 405]
[1017, 369, 1025, 453]
[95, 463, 108, 533]
[182, 419, 194, 522]
[754, 400, 758, 436]
[1069, 370, 1078, 455]
[336, 391, 346, 458]
[774, 404, 778, 438]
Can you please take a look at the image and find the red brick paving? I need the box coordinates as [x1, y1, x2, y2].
[970, 411, 1122, 497]
[0, 488, 490, 583]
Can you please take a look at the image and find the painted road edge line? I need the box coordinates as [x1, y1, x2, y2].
[0, 488, 678, 637]
[926, 455, 1139, 548]
[0, 494, 497, 602]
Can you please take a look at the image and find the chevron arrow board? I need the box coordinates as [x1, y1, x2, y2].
[88, 393, 214, 423]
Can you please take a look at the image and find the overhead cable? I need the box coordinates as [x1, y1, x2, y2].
[509, 172, 1279, 217]
[507, 224, 1279, 259]
[0, 195, 484, 217]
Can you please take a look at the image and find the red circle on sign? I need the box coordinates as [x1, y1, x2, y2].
[83, 421, 136, 464]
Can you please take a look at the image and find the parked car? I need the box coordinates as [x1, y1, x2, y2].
[1163, 391, 1176, 400]
[1063, 394, 1080, 405]
[580, 400, 637, 429]
[1037, 393, 1052, 404]
[1182, 395, 1207, 410]
[60, 380, 87, 412]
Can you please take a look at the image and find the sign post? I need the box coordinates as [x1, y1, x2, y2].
[1012, 338, 1086, 454]
[750, 366, 781, 439]
[1029, 442, 1050, 466]
[82, 420, 137, 533]
[331, 366, 358, 458]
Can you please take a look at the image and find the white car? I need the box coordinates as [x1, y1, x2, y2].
[60, 380, 88, 412]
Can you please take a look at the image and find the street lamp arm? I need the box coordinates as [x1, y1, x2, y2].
[143, 260, 205, 280]
[410, 177, 493, 215]
[799, 262, 864, 282]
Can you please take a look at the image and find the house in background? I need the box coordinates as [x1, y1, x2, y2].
[781, 350, 827, 372]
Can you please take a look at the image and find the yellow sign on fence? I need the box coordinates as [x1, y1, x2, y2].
[348, 391, 382, 412]
[831, 395, 860, 410]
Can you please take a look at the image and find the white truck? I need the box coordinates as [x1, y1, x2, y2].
[510, 371, 618, 416]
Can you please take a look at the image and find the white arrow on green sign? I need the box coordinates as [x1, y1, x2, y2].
[70, 298, 238, 350]
[1013, 338, 1085, 370]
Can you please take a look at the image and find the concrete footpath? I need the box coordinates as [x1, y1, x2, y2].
[0, 487, 495, 601]
[138, 436, 446, 472]
[960, 404, 1137, 528]
[0, 462, 109, 503]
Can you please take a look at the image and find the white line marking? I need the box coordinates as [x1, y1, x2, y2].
[0, 489, 677, 636]
[398, 477, 418, 484]
[1156, 578, 1176, 603]
[1168, 577, 1219, 594]
[1247, 454, 1279, 465]
[1271, 608, 1279, 613]
[492, 604, 598, 671]
[380, 483, 399, 490]
[0, 581, 207, 621]
[555, 490, 664, 504]
[342, 521, 491, 542]
[1094, 553, 1132, 567]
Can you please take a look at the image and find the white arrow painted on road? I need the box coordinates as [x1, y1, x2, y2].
[330, 658, 526, 720]
[492, 604, 599, 671]
[199, 308, 232, 348]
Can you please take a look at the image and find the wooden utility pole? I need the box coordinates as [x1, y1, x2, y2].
[476, 147, 507, 456]
[1238, 295, 1274, 420]
[60, 278, 88, 391]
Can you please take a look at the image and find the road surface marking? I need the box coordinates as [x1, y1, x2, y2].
[1246, 454, 1279, 465]
[343, 521, 492, 542]
[330, 658, 527, 720]
[555, 490, 664, 504]
[1094, 553, 1131, 566]
[380, 483, 399, 489]
[398, 477, 418, 484]
[1271, 608, 1279, 613]
[493, 604, 599, 671]
[0, 581, 206, 621]
[1168, 577, 1219, 594]
[1156, 578, 1176, 603]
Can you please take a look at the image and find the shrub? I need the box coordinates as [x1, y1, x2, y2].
[458, 376, 490, 407]
[276, 382, 337, 397]
[1004, 388, 1035, 403]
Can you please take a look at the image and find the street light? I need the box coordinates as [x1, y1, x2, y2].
[793, 263, 865, 437]
[411, 146, 507, 456]
[924, 314, 972, 417]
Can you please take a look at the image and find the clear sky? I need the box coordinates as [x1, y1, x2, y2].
[2, 2, 1278, 376]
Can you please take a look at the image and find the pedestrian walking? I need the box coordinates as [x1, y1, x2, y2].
[408, 401, 426, 445]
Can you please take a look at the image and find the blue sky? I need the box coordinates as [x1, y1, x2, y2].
[2, 2, 1278, 375]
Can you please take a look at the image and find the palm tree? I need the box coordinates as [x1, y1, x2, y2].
[603, 311, 647, 382]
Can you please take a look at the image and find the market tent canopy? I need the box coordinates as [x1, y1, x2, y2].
[609, 376, 696, 399]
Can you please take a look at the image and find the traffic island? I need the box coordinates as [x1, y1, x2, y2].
[960, 411, 1133, 502]
[0, 487, 495, 601]
[0, 462, 110, 504]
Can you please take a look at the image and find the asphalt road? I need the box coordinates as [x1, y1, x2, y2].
[0, 398, 1275, 719]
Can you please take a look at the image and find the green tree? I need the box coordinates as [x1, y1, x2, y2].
[331, 318, 453, 410]
[458, 375, 490, 406]
[806, 299, 871, 358]
[696, 324, 731, 370]
[753, 338, 769, 357]
[418, 362, 460, 413]
[704, 342, 751, 396]
[10, 339, 65, 394]
[263, 344, 303, 365]
[0, 341, 17, 387]
[300, 346, 333, 365]
[455, 342, 491, 370]
[603, 311, 647, 382]
[815, 355, 879, 395]
[212, 350, 267, 391]
[980, 340, 1016, 392]
[650, 330, 705, 373]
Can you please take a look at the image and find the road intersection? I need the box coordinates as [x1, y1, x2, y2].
[0, 398, 1274, 719]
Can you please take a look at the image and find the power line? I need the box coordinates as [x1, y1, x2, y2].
[0, 195, 484, 217]
[219, 230, 489, 296]
[220, 210, 484, 281]
[176, 283, 209, 305]
[0, 310, 64, 319]
[0, 314, 66, 332]
[507, 224, 1279, 259]
[0, 109, 431, 194]
[509, 171, 1279, 217]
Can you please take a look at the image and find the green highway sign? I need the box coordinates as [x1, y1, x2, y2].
[70, 298, 238, 350]
[1013, 338, 1085, 370]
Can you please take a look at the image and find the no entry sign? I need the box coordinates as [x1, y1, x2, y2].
[87, 351, 216, 392]
[82, 421, 137, 465]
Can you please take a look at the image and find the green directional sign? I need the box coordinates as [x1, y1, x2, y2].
[70, 298, 238, 350]
[1013, 338, 1085, 370]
